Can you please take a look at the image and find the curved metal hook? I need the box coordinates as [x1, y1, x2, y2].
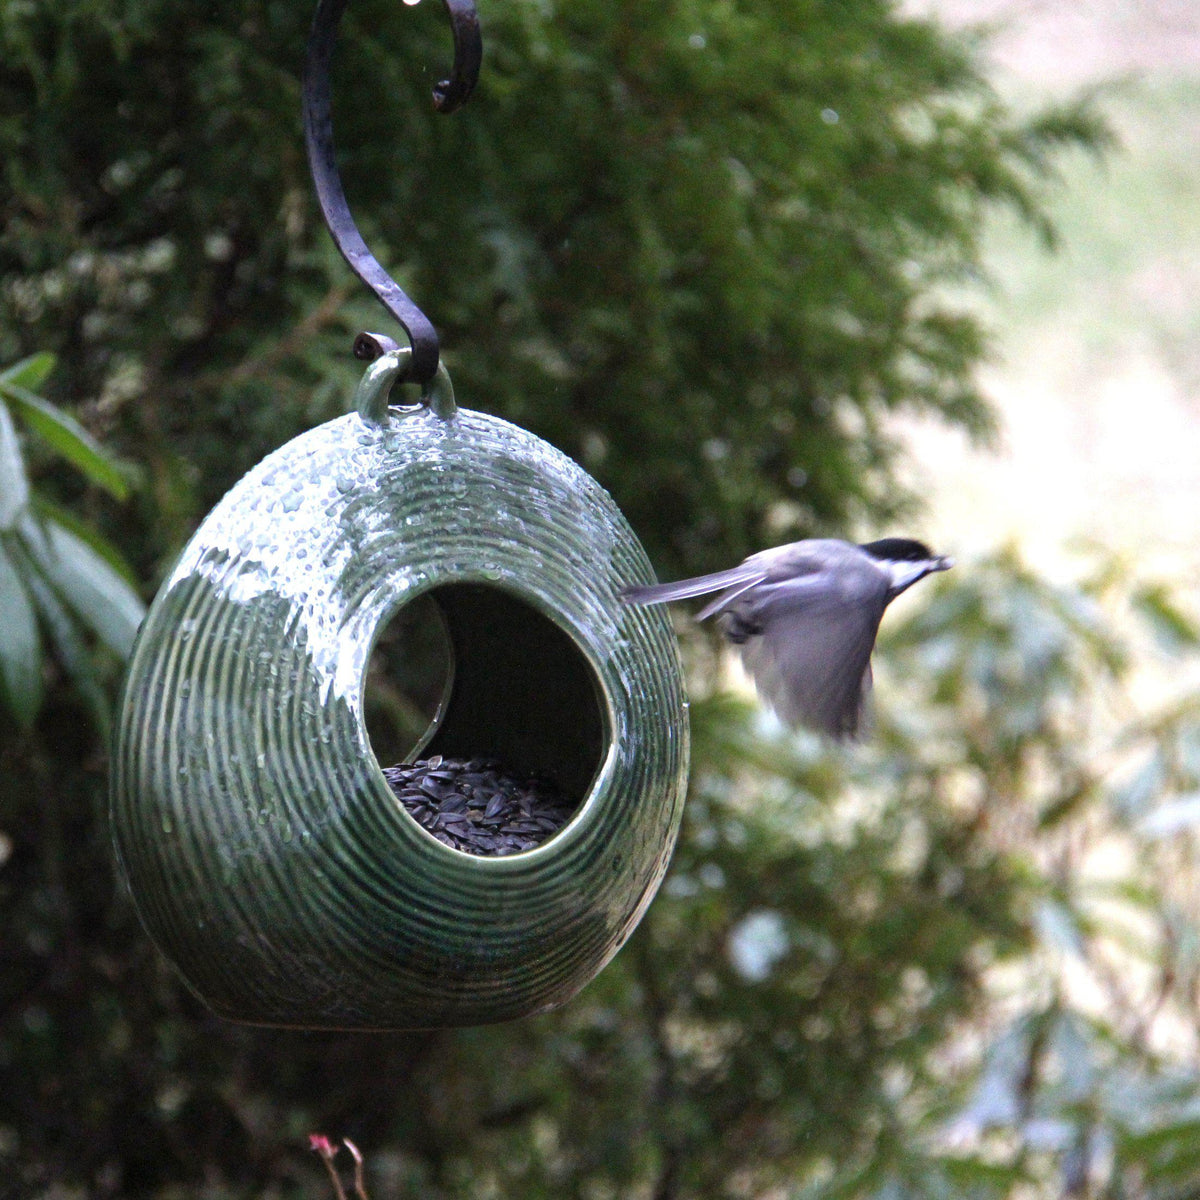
[430, 0, 483, 114]
[303, 0, 482, 383]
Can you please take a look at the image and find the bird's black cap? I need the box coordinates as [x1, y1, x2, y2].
[859, 537, 937, 562]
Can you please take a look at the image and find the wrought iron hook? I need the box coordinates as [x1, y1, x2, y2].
[303, 0, 482, 383]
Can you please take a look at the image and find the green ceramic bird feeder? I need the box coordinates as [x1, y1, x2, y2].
[110, 0, 688, 1030]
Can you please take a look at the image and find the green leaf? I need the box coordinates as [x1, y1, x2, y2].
[31, 495, 142, 589]
[14, 542, 109, 737]
[0, 400, 30, 527]
[935, 1154, 1027, 1190]
[1134, 582, 1200, 651]
[18, 513, 145, 658]
[0, 352, 56, 392]
[1037, 777, 1096, 830]
[0, 379, 130, 500]
[1120, 1117, 1200, 1176]
[0, 535, 42, 727]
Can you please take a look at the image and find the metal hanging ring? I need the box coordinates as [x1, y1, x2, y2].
[303, 0, 482, 384]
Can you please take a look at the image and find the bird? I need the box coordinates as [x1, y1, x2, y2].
[621, 537, 952, 739]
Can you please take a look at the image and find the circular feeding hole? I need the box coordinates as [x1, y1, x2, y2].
[365, 582, 609, 856]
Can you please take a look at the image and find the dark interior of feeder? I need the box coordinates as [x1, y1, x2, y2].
[364, 590, 454, 765]
[365, 583, 607, 852]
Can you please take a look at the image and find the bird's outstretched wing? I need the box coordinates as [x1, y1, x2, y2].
[736, 575, 886, 738]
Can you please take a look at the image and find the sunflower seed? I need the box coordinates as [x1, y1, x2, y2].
[384, 756, 577, 856]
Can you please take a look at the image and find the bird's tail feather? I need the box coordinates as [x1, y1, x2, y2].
[621, 565, 765, 608]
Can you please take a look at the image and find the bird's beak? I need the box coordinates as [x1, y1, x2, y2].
[934, 556, 954, 572]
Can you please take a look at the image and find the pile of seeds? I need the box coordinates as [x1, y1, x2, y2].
[383, 756, 576, 856]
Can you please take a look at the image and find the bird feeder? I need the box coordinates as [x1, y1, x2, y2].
[109, 0, 688, 1030]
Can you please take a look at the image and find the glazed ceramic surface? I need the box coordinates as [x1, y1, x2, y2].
[110, 377, 688, 1029]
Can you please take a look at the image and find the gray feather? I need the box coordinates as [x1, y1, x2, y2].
[694, 576, 769, 621]
[620, 563, 767, 607]
[737, 595, 882, 738]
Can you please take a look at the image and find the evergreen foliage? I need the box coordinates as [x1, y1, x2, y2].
[0, 0, 1107, 571]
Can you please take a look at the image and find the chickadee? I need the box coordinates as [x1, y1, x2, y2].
[621, 538, 952, 739]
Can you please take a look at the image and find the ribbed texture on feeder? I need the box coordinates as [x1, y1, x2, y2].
[110, 405, 688, 1030]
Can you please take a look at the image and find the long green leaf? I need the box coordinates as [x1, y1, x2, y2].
[0, 352, 56, 392]
[1120, 1117, 1200, 1175]
[0, 401, 30, 527]
[0, 535, 43, 727]
[0, 379, 129, 500]
[19, 513, 145, 658]
[1134, 582, 1200, 650]
[31, 495, 142, 589]
[13, 541, 109, 737]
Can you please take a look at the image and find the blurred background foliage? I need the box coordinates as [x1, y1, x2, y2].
[2, 0, 1199, 1197]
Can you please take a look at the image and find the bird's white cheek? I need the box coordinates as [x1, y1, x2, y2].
[885, 562, 930, 592]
